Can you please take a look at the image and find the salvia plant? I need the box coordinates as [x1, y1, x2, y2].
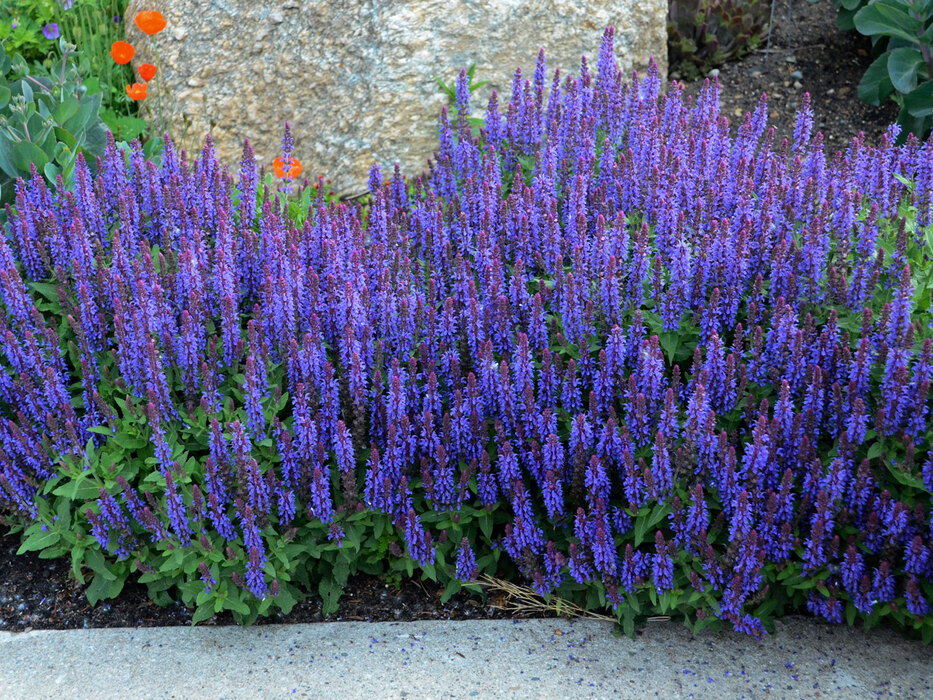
[2, 27, 933, 640]
[667, 0, 770, 80]
[436, 64, 490, 133]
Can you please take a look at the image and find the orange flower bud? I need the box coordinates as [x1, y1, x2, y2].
[138, 63, 157, 81]
[126, 82, 148, 100]
[273, 156, 302, 179]
[135, 11, 167, 35]
[110, 41, 135, 65]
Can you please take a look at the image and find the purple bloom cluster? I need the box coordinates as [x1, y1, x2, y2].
[1, 28, 932, 632]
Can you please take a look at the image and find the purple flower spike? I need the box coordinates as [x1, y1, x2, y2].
[455, 537, 478, 581]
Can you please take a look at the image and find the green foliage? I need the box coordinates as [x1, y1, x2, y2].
[0, 39, 108, 207]
[436, 63, 488, 130]
[1, 1, 155, 148]
[828, 0, 933, 140]
[667, 0, 770, 80]
[0, 0, 63, 65]
[51, 1, 144, 140]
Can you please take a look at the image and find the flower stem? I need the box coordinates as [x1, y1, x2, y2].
[149, 39, 167, 138]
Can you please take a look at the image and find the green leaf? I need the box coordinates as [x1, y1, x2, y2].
[222, 593, 251, 616]
[191, 604, 215, 626]
[622, 607, 635, 638]
[837, 7, 859, 30]
[11, 140, 48, 174]
[885, 461, 925, 490]
[56, 497, 72, 531]
[479, 511, 493, 540]
[52, 95, 79, 125]
[43, 162, 60, 181]
[859, 53, 896, 106]
[854, 2, 923, 43]
[65, 92, 102, 134]
[85, 571, 124, 606]
[319, 576, 344, 614]
[274, 583, 298, 614]
[634, 503, 672, 548]
[887, 47, 926, 94]
[29, 281, 59, 302]
[659, 332, 680, 363]
[85, 548, 117, 581]
[422, 563, 437, 581]
[904, 80, 933, 116]
[54, 126, 78, 151]
[16, 528, 60, 553]
[0, 86, 10, 110]
[52, 477, 100, 500]
[0, 136, 18, 180]
[440, 579, 461, 604]
[633, 510, 650, 547]
[81, 122, 107, 157]
[112, 432, 148, 450]
[18, 79, 33, 104]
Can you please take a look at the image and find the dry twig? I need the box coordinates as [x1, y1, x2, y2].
[474, 574, 670, 624]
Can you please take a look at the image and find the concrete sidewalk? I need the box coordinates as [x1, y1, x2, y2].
[0, 616, 930, 699]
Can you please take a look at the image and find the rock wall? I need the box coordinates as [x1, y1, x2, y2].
[125, 0, 667, 195]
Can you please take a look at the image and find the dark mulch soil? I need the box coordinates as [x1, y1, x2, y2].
[0, 0, 903, 632]
[679, 0, 898, 148]
[0, 528, 536, 631]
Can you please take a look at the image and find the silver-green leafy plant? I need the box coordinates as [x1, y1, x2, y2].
[0, 37, 108, 209]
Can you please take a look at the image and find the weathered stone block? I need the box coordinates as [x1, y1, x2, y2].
[125, 0, 666, 194]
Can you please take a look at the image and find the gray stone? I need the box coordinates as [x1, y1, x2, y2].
[124, 0, 667, 195]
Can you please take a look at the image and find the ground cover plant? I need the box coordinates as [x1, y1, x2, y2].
[1, 27, 932, 640]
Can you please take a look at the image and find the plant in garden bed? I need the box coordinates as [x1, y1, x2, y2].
[54, 0, 150, 144]
[0, 38, 109, 209]
[0, 0, 72, 65]
[827, 0, 933, 140]
[1, 1, 154, 146]
[667, 0, 770, 80]
[0, 6, 168, 215]
[2, 26, 933, 640]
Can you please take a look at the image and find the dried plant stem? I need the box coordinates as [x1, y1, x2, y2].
[474, 574, 670, 624]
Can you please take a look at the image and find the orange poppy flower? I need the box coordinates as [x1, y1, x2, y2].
[138, 63, 157, 81]
[135, 10, 167, 35]
[126, 82, 148, 100]
[110, 40, 135, 65]
[273, 156, 302, 179]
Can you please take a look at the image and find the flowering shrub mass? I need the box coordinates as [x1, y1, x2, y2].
[2, 28, 933, 638]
